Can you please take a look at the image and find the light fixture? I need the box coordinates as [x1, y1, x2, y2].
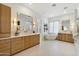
[52, 3, 56, 7]
[64, 7, 68, 9]
[13, 18, 17, 26]
[64, 7, 68, 14]
[33, 19, 36, 29]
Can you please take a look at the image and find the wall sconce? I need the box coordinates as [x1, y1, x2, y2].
[13, 18, 20, 35]
[33, 20, 36, 33]
[13, 18, 17, 26]
[15, 20, 20, 36]
[33, 21, 36, 28]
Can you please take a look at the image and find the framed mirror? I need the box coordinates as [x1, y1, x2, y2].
[62, 20, 70, 32]
[18, 13, 33, 34]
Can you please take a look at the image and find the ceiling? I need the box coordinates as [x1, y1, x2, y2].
[23, 3, 79, 18]
[8, 3, 79, 18]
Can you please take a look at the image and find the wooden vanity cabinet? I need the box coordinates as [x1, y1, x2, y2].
[11, 34, 40, 55]
[29, 35, 34, 47]
[36, 34, 40, 44]
[24, 35, 36, 49]
[24, 36, 31, 49]
[0, 39, 10, 56]
[24, 34, 40, 49]
[11, 37, 24, 55]
[56, 33, 74, 43]
[33, 34, 40, 45]
[0, 4, 11, 38]
[0, 34, 40, 55]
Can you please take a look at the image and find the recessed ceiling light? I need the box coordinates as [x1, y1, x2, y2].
[52, 3, 56, 7]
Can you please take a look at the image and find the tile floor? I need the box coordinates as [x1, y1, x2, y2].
[14, 40, 77, 56]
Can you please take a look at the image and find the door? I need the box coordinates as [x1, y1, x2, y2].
[0, 4, 11, 33]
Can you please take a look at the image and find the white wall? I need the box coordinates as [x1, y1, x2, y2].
[2, 3, 38, 35]
[2, 3, 78, 41]
[42, 12, 78, 37]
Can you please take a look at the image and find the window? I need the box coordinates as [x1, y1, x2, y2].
[49, 22, 54, 33]
[48, 21, 59, 34]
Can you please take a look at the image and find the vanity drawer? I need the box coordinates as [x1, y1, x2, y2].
[11, 37, 24, 55]
[0, 39, 10, 55]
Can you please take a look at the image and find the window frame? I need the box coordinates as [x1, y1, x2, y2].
[48, 21, 59, 34]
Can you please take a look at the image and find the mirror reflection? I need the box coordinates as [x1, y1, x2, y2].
[18, 13, 33, 34]
[62, 20, 70, 32]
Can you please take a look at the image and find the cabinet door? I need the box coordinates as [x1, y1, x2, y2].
[24, 35, 40, 49]
[29, 35, 34, 47]
[57, 33, 61, 40]
[0, 39, 10, 56]
[24, 36, 30, 49]
[66, 34, 74, 43]
[32, 35, 36, 46]
[36, 35, 40, 44]
[11, 37, 24, 55]
[62, 34, 65, 41]
[33, 35, 40, 45]
[0, 4, 11, 33]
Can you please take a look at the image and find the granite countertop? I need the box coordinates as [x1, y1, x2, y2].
[0, 33, 40, 40]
